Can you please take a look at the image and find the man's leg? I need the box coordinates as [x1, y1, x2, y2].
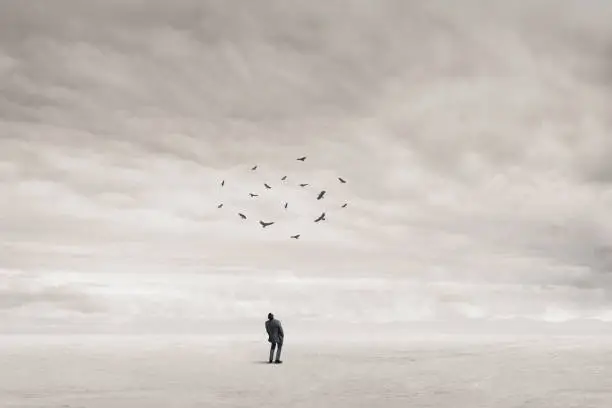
[275, 343, 283, 363]
[269, 342, 276, 363]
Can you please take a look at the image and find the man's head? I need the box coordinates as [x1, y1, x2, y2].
[268, 313, 274, 320]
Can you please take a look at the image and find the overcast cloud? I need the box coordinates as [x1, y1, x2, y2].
[2, 0, 612, 332]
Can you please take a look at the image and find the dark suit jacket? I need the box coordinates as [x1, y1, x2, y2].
[265, 318, 284, 344]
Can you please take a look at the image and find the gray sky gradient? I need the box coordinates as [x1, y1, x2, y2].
[2, 0, 612, 332]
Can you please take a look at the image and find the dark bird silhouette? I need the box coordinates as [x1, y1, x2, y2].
[281, 176, 287, 181]
[251, 165, 258, 171]
[299, 183, 309, 187]
[217, 204, 223, 208]
[284, 202, 288, 209]
[314, 212, 326, 223]
[338, 177, 346, 183]
[249, 193, 259, 197]
[259, 221, 275, 228]
[341, 203, 348, 208]
[317, 190, 326, 200]
[221, 180, 225, 186]
[290, 234, 300, 239]
[238, 213, 247, 220]
[297, 156, 307, 161]
[264, 183, 272, 189]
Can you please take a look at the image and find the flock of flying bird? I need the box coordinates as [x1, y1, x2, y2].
[217, 156, 348, 239]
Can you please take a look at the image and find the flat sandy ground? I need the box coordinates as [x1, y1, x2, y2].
[1, 335, 611, 408]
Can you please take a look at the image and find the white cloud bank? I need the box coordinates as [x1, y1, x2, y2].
[2, 0, 612, 332]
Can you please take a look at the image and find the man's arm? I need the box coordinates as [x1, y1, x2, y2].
[278, 321, 284, 337]
[265, 321, 270, 336]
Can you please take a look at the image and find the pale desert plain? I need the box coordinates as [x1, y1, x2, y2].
[1, 331, 612, 407]
[3, 0, 612, 406]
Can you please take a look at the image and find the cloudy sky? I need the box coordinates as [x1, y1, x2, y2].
[2, 0, 612, 333]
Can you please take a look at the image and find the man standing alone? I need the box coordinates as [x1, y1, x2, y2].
[265, 313, 284, 364]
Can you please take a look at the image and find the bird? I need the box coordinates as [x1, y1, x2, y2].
[284, 202, 288, 209]
[317, 190, 326, 200]
[217, 203, 223, 208]
[290, 234, 300, 239]
[251, 165, 258, 171]
[297, 156, 307, 161]
[281, 176, 287, 181]
[314, 212, 326, 222]
[341, 203, 348, 208]
[299, 183, 309, 187]
[221, 180, 225, 186]
[338, 177, 346, 183]
[264, 183, 272, 189]
[259, 221, 275, 228]
[249, 193, 259, 197]
[238, 213, 247, 220]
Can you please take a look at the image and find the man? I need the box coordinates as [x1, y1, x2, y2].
[265, 312, 284, 364]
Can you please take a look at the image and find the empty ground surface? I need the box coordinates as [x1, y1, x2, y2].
[1, 334, 611, 408]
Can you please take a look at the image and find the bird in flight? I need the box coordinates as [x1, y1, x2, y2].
[259, 221, 275, 228]
[297, 156, 307, 161]
[238, 213, 247, 220]
[314, 212, 326, 222]
[281, 176, 287, 181]
[338, 177, 346, 183]
[217, 203, 223, 208]
[317, 190, 326, 200]
[221, 180, 225, 186]
[341, 203, 348, 208]
[249, 193, 259, 197]
[299, 183, 309, 187]
[264, 183, 272, 189]
[251, 165, 258, 171]
[290, 234, 300, 239]
[284, 202, 288, 209]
